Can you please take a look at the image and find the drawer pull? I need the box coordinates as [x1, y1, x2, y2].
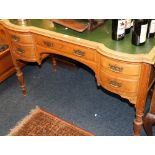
[43, 41, 53, 47]
[109, 64, 123, 73]
[73, 50, 85, 57]
[11, 35, 20, 42]
[108, 80, 122, 88]
[16, 48, 24, 54]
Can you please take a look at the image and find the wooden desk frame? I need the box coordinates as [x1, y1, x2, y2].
[1, 19, 155, 135]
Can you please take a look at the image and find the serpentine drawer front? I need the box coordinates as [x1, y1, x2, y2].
[34, 34, 96, 63]
[99, 55, 140, 100]
[8, 30, 33, 44]
[12, 44, 36, 60]
[100, 56, 141, 76]
[100, 69, 139, 97]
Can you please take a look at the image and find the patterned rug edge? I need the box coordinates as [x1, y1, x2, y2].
[7, 106, 94, 136]
[7, 106, 41, 136]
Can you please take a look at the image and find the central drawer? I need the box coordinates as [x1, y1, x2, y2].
[34, 34, 63, 50]
[62, 42, 96, 62]
[34, 34, 96, 62]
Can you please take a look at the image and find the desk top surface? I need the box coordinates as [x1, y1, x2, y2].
[9, 19, 155, 55]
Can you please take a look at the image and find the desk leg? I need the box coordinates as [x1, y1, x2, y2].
[134, 112, 144, 136]
[133, 64, 151, 135]
[144, 84, 155, 136]
[49, 55, 57, 72]
[12, 57, 27, 96]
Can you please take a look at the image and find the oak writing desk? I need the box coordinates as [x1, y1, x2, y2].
[1, 19, 155, 135]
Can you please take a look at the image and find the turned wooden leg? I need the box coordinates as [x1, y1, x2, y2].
[133, 63, 151, 136]
[49, 55, 57, 72]
[16, 70, 27, 96]
[12, 57, 27, 96]
[134, 113, 143, 136]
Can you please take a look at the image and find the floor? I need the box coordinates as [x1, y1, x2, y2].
[0, 58, 152, 136]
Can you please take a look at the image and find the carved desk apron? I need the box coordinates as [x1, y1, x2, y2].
[1, 19, 155, 135]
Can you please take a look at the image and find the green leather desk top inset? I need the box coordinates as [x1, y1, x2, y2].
[9, 19, 155, 54]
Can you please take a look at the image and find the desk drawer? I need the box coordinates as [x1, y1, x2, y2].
[8, 30, 33, 44]
[34, 34, 96, 62]
[100, 56, 141, 76]
[100, 70, 138, 93]
[12, 44, 36, 60]
[62, 42, 96, 62]
[34, 34, 63, 50]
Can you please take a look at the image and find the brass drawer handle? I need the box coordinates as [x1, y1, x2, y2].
[109, 64, 123, 73]
[72, 50, 85, 57]
[16, 48, 25, 54]
[43, 41, 53, 48]
[108, 80, 122, 88]
[0, 44, 9, 52]
[11, 35, 20, 42]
